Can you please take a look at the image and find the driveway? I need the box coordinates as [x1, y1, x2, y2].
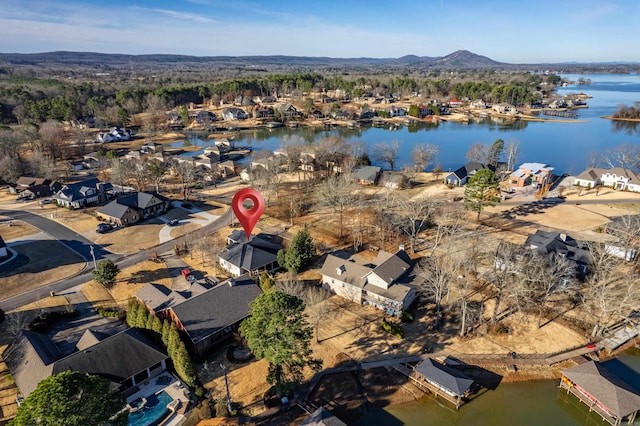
[158, 202, 226, 244]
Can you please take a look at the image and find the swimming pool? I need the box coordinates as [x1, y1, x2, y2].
[128, 390, 173, 426]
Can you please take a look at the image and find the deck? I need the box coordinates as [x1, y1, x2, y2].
[391, 364, 465, 409]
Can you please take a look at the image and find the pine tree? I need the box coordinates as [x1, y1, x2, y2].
[151, 315, 163, 335]
[464, 168, 501, 221]
[136, 304, 149, 329]
[161, 320, 171, 345]
[126, 298, 139, 327]
[278, 226, 315, 273]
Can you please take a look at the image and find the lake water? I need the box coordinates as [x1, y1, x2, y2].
[357, 349, 640, 426]
[191, 73, 640, 175]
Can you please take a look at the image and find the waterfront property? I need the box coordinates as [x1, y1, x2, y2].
[412, 358, 474, 409]
[443, 162, 495, 186]
[4, 328, 168, 398]
[574, 167, 640, 193]
[320, 249, 416, 316]
[508, 163, 554, 187]
[560, 360, 640, 425]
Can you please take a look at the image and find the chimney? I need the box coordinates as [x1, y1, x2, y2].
[399, 244, 405, 252]
[336, 265, 345, 276]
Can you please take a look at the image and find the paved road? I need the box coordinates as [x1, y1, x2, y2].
[0, 206, 234, 311]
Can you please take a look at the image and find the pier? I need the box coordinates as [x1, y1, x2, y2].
[541, 109, 579, 118]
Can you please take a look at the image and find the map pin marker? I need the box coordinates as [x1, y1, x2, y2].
[232, 188, 265, 239]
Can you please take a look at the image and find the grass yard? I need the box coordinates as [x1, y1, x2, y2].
[0, 219, 39, 241]
[108, 259, 173, 306]
[0, 239, 84, 300]
[95, 222, 163, 254]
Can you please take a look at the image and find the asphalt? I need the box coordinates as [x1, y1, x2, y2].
[0, 206, 234, 312]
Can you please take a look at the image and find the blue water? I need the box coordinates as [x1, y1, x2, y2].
[128, 391, 172, 426]
[196, 73, 639, 175]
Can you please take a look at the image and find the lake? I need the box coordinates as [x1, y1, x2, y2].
[179, 73, 640, 175]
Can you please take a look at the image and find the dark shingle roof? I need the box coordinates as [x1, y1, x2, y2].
[75, 329, 110, 351]
[354, 166, 381, 182]
[170, 277, 262, 344]
[415, 358, 474, 397]
[220, 241, 279, 273]
[52, 328, 167, 385]
[369, 250, 411, 285]
[97, 200, 133, 220]
[562, 360, 640, 418]
[136, 283, 186, 312]
[3, 331, 57, 397]
[525, 230, 591, 265]
[299, 407, 347, 426]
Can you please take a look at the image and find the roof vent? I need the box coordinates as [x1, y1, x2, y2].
[336, 265, 346, 276]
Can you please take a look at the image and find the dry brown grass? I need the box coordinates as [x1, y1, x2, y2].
[81, 281, 117, 309]
[10, 295, 71, 313]
[0, 353, 18, 422]
[170, 222, 201, 239]
[0, 240, 85, 300]
[95, 222, 163, 254]
[108, 259, 173, 306]
[0, 219, 39, 241]
[46, 207, 100, 233]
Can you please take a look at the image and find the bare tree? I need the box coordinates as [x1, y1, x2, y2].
[601, 142, 640, 170]
[29, 149, 56, 179]
[148, 159, 166, 193]
[415, 255, 454, 327]
[316, 173, 359, 238]
[411, 144, 439, 173]
[505, 139, 520, 171]
[171, 160, 198, 200]
[38, 120, 66, 161]
[372, 140, 400, 171]
[141, 94, 167, 136]
[465, 143, 487, 164]
[129, 157, 150, 192]
[109, 157, 130, 191]
[394, 196, 438, 253]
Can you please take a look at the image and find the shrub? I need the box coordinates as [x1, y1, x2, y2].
[381, 318, 404, 338]
[400, 310, 414, 323]
[214, 399, 230, 417]
[97, 307, 119, 318]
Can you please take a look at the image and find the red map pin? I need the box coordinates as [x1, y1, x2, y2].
[232, 188, 265, 239]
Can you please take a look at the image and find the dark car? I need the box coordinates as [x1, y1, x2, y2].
[96, 223, 112, 234]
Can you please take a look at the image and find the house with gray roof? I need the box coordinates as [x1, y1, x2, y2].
[222, 107, 247, 121]
[560, 360, 640, 425]
[414, 358, 474, 408]
[96, 191, 170, 226]
[218, 233, 282, 277]
[161, 276, 262, 356]
[525, 230, 590, 277]
[52, 178, 113, 209]
[444, 162, 495, 186]
[508, 162, 554, 187]
[320, 249, 416, 316]
[4, 328, 168, 398]
[354, 165, 382, 185]
[574, 167, 640, 193]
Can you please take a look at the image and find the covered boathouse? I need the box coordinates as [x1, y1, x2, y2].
[560, 360, 640, 425]
[413, 358, 474, 408]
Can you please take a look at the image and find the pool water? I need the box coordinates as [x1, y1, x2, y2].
[128, 391, 173, 426]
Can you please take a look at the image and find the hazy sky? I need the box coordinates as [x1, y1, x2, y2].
[1, 0, 639, 63]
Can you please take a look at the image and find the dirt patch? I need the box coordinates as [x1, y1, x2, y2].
[108, 259, 173, 305]
[0, 219, 39, 241]
[0, 352, 18, 422]
[0, 240, 84, 300]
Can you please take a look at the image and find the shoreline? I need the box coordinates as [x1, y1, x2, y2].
[601, 115, 640, 122]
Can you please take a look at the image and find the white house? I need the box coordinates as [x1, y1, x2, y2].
[574, 167, 640, 193]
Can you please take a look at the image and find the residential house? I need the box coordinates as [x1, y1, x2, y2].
[448, 98, 463, 108]
[53, 178, 113, 209]
[218, 233, 282, 277]
[359, 110, 376, 120]
[166, 111, 181, 126]
[320, 249, 417, 316]
[560, 360, 640, 425]
[0, 235, 7, 258]
[414, 358, 474, 408]
[4, 328, 168, 398]
[10, 177, 61, 197]
[214, 138, 234, 152]
[299, 151, 317, 172]
[508, 163, 554, 187]
[525, 230, 590, 277]
[444, 162, 495, 186]
[387, 106, 407, 117]
[492, 102, 515, 114]
[354, 165, 382, 185]
[139, 276, 262, 357]
[97, 127, 132, 143]
[256, 96, 276, 104]
[275, 103, 300, 120]
[381, 173, 407, 189]
[470, 99, 486, 109]
[574, 167, 640, 193]
[253, 105, 274, 120]
[217, 160, 239, 178]
[222, 107, 247, 121]
[195, 110, 216, 125]
[96, 191, 171, 226]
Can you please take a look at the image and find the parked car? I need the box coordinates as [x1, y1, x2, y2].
[39, 198, 52, 205]
[181, 268, 197, 284]
[168, 219, 179, 227]
[96, 223, 112, 234]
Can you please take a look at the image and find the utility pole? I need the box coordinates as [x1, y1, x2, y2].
[220, 363, 232, 414]
[89, 245, 97, 270]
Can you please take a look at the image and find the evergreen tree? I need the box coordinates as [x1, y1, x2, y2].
[151, 315, 163, 335]
[126, 298, 139, 327]
[161, 320, 171, 345]
[277, 226, 315, 273]
[92, 259, 120, 289]
[12, 371, 126, 426]
[464, 168, 501, 221]
[240, 291, 321, 395]
[135, 304, 149, 329]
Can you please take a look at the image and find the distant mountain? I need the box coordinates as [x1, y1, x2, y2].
[0, 50, 636, 72]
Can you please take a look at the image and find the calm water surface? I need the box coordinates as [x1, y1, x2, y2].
[219, 73, 640, 174]
[359, 349, 640, 426]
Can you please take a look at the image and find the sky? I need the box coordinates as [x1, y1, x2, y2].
[1, 0, 639, 63]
